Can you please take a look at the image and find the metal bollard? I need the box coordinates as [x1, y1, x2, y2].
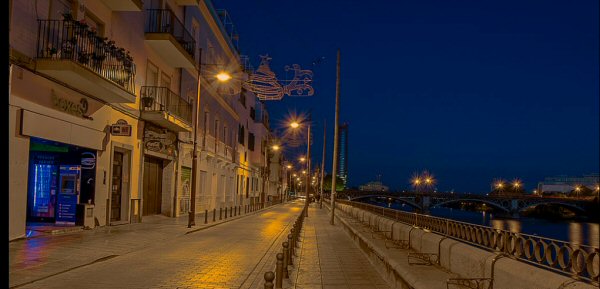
[230, 206, 233, 217]
[287, 234, 294, 263]
[225, 207, 228, 219]
[275, 253, 284, 288]
[234, 206, 237, 216]
[264, 271, 275, 289]
[282, 242, 289, 278]
[204, 209, 208, 224]
[213, 208, 216, 222]
[220, 208, 222, 220]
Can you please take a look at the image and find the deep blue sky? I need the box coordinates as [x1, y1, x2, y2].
[218, 0, 599, 193]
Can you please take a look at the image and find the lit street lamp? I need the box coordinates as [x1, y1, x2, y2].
[189, 49, 232, 228]
[289, 118, 311, 217]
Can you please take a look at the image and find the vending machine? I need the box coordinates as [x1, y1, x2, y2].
[56, 165, 81, 225]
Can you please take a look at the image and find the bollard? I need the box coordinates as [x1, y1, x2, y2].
[220, 208, 222, 220]
[204, 209, 208, 224]
[275, 253, 284, 288]
[282, 242, 290, 278]
[234, 206, 237, 216]
[287, 234, 294, 263]
[213, 208, 216, 222]
[230, 206, 233, 217]
[225, 207, 228, 219]
[264, 271, 275, 289]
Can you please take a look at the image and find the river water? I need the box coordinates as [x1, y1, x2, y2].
[363, 199, 599, 247]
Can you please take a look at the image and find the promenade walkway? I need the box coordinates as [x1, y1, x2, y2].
[9, 201, 391, 289]
[287, 205, 391, 289]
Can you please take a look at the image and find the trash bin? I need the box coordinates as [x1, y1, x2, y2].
[77, 203, 95, 229]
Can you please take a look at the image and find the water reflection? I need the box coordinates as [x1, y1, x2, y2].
[363, 199, 598, 246]
[507, 220, 521, 233]
[569, 223, 583, 245]
[588, 223, 599, 246]
[491, 219, 504, 231]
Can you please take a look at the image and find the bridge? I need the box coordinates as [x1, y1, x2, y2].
[328, 190, 597, 217]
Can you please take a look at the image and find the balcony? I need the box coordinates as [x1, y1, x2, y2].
[102, 0, 143, 11]
[140, 86, 192, 132]
[36, 20, 136, 103]
[144, 9, 196, 69]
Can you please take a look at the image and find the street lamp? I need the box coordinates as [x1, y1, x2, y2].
[289, 118, 311, 217]
[574, 185, 581, 199]
[189, 49, 233, 228]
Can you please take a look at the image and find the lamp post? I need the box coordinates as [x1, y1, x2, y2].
[330, 49, 341, 225]
[188, 48, 232, 228]
[319, 120, 326, 209]
[290, 119, 311, 217]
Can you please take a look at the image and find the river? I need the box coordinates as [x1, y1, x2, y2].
[362, 199, 599, 247]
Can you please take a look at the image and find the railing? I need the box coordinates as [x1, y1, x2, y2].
[140, 86, 192, 124]
[36, 19, 136, 94]
[337, 199, 600, 285]
[145, 9, 196, 61]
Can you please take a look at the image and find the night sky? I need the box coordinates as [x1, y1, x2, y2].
[219, 0, 599, 193]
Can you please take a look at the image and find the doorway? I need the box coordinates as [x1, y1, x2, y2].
[143, 156, 163, 215]
[111, 152, 123, 222]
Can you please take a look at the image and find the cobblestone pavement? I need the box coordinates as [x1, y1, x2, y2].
[289, 205, 391, 289]
[10, 202, 297, 289]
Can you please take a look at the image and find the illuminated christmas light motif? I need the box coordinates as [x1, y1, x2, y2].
[242, 55, 314, 100]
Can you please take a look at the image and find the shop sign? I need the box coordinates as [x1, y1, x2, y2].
[111, 119, 132, 136]
[144, 124, 177, 156]
[51, 90, 89, 118]
[81, 152, 96, 170]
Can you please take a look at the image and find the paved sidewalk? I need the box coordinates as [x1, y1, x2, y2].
[287, 205, 391, 289]
[9, 203, 281, 288]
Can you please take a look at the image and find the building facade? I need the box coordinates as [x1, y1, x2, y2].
[9, 0, 281, 241]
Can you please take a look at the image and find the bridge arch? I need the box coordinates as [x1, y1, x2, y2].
[350, 195, 422, 210]
[431, 198, 510, 213]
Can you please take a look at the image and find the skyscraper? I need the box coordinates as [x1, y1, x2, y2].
[337, 123, 349, 188]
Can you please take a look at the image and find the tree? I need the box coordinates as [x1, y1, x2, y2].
[323, 174, 345, 192]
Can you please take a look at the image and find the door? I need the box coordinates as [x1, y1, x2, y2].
[111, 152, 123, 222]
[143, 156, 163, 215]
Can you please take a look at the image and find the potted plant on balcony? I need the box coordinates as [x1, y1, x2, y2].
[61, 41, 74, 59]
[123, 51, 134, 73]
[141, 93, 154, 108]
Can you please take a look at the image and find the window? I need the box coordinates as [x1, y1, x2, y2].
[250, 107, 256, 120]
[239, 89, 246, 108]
[238, 125, 244, 145]
[248, 133, 255, 151]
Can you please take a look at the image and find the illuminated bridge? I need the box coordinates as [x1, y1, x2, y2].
[328, 190, 597, 217]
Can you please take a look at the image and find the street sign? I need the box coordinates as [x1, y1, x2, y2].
[111, 119, 131, 136]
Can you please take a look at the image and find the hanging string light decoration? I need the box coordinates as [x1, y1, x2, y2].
[242, 55, 314, 101]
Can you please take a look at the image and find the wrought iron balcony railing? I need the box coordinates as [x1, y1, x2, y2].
[36, 19, 136, 94]
[140, 86, 192, 124]
[145, 9, 196, 61]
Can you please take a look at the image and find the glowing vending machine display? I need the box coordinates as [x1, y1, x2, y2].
[56, 165, 81, 225]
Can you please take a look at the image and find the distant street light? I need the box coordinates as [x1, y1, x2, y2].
[574, 185, 581, 199]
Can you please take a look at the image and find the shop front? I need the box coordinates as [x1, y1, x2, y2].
[27, 137, 97, 227]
